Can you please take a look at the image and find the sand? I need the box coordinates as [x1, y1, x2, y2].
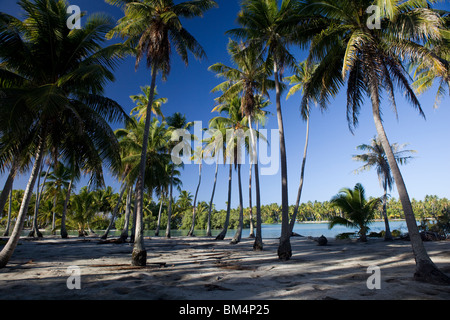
[0, 235, 449, 300]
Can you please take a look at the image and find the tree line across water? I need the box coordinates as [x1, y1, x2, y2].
[2, 183, 448, 237]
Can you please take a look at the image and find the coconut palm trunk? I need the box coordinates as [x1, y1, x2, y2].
[119, 186, 133, 242]
[0, 163, 17, 216]
[248, 163, 255, 238]
[29, 163, 44, 238]
[382, 178, 393, 241]
[155, 193, 164, 236]
[51, 195, 57, 235]
[216, 163, 233, 240]
[289, 114, 310, 235]
[132, 65, 158, 266]
[207, 161, 219, 237]
[60, 178, 73, 239]
[0, 136, 45, 268]
[274, 61, 291, 260]
[3, 187, 13, 237]
[101, 183, 127, 239]
[372, 101, 450, 284]
[188, 162, 202, 237]
[231, 163, 244, 244]
[165, 165, 174, 238]
[248, 115, 262, 250]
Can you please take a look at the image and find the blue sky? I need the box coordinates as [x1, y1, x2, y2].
[1, 0, 450, 211]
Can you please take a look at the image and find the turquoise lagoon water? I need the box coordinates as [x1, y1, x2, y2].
[14, 220, 410, 239]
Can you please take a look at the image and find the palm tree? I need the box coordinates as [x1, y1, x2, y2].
[228, 0, 304, 260]
[0, 0, 128, 268]
[130, 85, 167, 123]
[187, 146, 203, 237]
[106, 0, 217, 266]
[44, 161, 71, 234]
[165, 112, 191, 238]
[301, 0, 450, 283]
[353, 136, 416, 241]
[210, 95, 250, 244]
[209, 38, 273, 249]
[203, 119, 227, 237]
[284, 60, 319, 235]
[329, 183, 382, 242]
[410, 9, 449, 108]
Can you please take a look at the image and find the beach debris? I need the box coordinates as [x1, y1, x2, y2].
[314, 235, 328, 246]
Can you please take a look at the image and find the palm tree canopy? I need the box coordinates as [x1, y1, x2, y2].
[0, 0, 132, 187]
[299, 0, 446, 132]
[353, 136, 416, 191]
[329, 183, 382, 233]
[106, 0, 218, 78]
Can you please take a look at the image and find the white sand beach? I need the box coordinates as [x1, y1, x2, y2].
[0, 235, 449, 300]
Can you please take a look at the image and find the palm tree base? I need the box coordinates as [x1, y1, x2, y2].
[131, 249, 147, 266]
[277, 238, 292, 261]
[414, 259, 450, 285]
[253, 237, 263, 251]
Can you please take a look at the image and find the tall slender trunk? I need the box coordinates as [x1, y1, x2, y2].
[382, 179, 393, 241]
[3, 187, 13, 237]
[155, 193, 164, 236]
[207, 161, 219, 237]
[216, 163, 232, 240]
[188, 163, 202, 237]
[101, 183, 126, 239]
[120, 186, 133, 242]
[0, 136, 45, 268]
[29, 163, 44, 238]
[249, 117, 262, 251]
[60, 179, 73, 239]
[0, 162, 17, 216]
[165, 166, 174, 238]
[132, 64, 158, 266]
[274, 61, 291, 261]
[372, 102, 450, 284]
[51, 194, 57, 235]
[289, 114, 310, 235]
[248, 163, 255, 238]
[231, 163, 244, 244]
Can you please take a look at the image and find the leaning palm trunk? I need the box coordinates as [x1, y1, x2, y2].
[132, 65, 158, 266]
[0, 137, 45, 268]
[274, 62, 291, 260]
[372, 102, 450, 284]
[155, 194, 164, 236]
[216, 163, 232, 240]
[3, 188, 13, 237]
[289, 114, 310, 235]
[248, 116, 262, 250]
[207, 161, 219, 237]
[188, 163, 202, 237]
[248, 163, 255, 238]
[165, 166, 174, 238]
[382, 181, 393, 241]
[29, 164, 44, 238]
[231, 163, 244, 244]
[60, 179, 73, 239]
[0, 162, 17, 216]
[119, 186, 133, 242]
[101, 183, 126, 239]
[29, 163, 50, 238]
[51, 195, 57, 235]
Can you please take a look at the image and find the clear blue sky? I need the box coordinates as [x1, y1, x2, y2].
[1, 0, 450, 211]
